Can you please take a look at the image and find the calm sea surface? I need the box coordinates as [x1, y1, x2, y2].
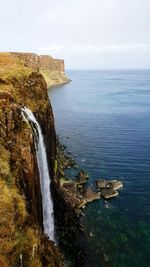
[48, 70, 150, 267]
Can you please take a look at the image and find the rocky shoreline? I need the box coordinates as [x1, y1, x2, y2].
[53, 138, 95, 266]
[53, 138, 123, 267]
[55, 137, 123, 213]
[55, 138, 101, 214]
[54, 137, 124, 266]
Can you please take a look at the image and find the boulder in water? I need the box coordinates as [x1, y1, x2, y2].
[96, 179, 107, 189]
[107, 180, 123, 190]
[101, 188, 118, 199]
[96, 178, 123, 191]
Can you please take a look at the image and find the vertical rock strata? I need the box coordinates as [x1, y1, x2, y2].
[11, 52, 69, 87]
[0, 53, 63, 266]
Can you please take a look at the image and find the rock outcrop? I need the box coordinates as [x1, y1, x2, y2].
[0, 53, 63, 266]
[11, 52, 69, 87]
[96, 179, 123, 199]
[83, 186, 101, 203]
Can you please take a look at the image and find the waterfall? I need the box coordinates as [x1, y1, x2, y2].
[22, 107, 55, 242]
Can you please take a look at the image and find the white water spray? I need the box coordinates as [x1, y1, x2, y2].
[22, 107, 55, 241]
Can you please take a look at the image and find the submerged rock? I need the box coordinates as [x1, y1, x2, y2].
[101, 189, 119, 199]
[89, 232, 94, 238]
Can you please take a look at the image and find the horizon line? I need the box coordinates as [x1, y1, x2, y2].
[66, 68, 150, 71]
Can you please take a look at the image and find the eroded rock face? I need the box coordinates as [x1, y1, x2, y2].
[11, 52, 69, 87]
[0, 102, 43, 224]
[11, 52, 39, 71]
[10, 53, 65, 72]
[0, 54, 63, 266]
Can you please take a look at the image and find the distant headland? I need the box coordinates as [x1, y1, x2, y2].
[1, 52, 69, 87]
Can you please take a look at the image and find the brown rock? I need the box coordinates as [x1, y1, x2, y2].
[60, 187, 81, 208]
[0, 53, 64, 266]
[96, 178, 123, 191]
[84, 186, 101, 203]
[62, 181, 77, 195]
[11, 52, 69, 87]
[96, 179, 107, 189]
[107, 180, 123, 190]
[0, 91, 14, 101]
[76, 170, 89, 184]
[21, 146, 32, 172]
[101, 189, 119, 199]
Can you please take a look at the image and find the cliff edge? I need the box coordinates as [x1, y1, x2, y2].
[0, 53, 64, 266]
[11, 52, 69, 87]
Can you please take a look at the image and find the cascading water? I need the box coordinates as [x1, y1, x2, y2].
[22, 107, 55, 242]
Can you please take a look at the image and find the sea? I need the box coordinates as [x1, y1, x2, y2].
[48, 70, 150, 267]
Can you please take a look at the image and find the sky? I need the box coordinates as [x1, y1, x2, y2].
[0, 0, 150, 69]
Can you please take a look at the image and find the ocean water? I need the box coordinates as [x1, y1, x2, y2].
[48, 70, 150, 267]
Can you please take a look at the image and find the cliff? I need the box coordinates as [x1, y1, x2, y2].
[11, 52, 69, 87]
[0, 53, 64, 266]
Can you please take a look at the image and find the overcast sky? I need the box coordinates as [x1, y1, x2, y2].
[0, 0, 150, 69]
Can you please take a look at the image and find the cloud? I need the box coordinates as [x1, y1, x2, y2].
[37, 44, 150, 57]
[1, 0, 150, 68]
[38, 46, 64, 54]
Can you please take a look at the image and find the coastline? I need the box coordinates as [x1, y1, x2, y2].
[0, 52, 121, 267]
[54, 137, 112, 267]
[49, 69, 150, 267]
[48, 79, 72, 89]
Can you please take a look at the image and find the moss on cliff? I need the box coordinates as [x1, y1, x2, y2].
[0, 53, 63, 266]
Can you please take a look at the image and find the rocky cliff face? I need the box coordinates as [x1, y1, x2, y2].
[11, 52, 69, 87]
[0, 53, 63, 266]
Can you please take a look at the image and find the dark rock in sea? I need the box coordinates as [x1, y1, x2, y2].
[66, 165, 71, 169]
[103, 253, 109, 262]
[101, 188, 119, 199]
[65, 157, 76, 168]
[89, 232, 94, 238]
[74, 165, 79, 169]
[76, 170, 89, 184]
